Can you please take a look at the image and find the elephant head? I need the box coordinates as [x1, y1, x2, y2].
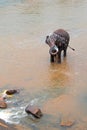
[45, 34, 58, 55]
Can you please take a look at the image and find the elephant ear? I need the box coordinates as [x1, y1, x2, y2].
[45, 35, 50, 44]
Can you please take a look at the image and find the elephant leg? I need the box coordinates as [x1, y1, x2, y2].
[63, 49, 66, 57]
[58, 51, 61, 63]
[50, 55, 54, 62]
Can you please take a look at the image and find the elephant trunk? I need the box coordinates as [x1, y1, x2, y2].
[49, 45, 58, 55]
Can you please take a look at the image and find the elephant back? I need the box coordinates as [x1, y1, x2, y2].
[54, 29, 70, 43]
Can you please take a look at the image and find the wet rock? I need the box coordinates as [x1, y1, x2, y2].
[60, 119, 75, 127]
[0, 100, 7, 109]
[25, 105, 43, 118]
[0, 97, 5, 101]
[6, 89, 19, 95]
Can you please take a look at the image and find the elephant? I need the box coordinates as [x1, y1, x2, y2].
[45, 29, 70, 63]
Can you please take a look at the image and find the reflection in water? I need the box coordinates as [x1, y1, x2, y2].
[0, 0, 87, 130]
[48, 58, 72, 87]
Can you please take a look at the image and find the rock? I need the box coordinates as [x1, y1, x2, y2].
[60, 119, 75, 127]
[6, 89, 19, 95]
[25, 105, 43, 118]
[0, 97, 5, 101]
[0, 100, 7, 109]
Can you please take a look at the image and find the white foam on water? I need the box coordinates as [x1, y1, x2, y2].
[0, 107, 26, 124]
[0, 110, 13, 123]
[30, 98, 39, 106]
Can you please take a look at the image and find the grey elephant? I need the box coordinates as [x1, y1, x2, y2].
[45, 29, 70, 63]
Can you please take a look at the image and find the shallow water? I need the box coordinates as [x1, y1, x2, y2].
[0, 0, 87, 130]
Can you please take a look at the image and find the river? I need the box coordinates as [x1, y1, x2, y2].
[0, 0, 87, 130]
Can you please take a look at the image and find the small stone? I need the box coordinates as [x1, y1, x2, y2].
[25, 105, 43, 118]
[6, 89, 19, 95]
[0, 97, 4, 101]
[0, 100, 7, 109]
[60, 120, 74, 127]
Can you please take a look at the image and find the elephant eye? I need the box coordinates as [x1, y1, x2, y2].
[46, 35, 49, 39]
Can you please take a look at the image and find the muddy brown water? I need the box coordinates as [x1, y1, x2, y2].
[0, 0, 87, 130]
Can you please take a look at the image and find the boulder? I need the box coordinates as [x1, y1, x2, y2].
[25, 105, 43, 118]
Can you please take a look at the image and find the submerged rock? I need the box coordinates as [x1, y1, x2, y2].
[25, 105, 43, 118]
[60, 118, 75, 127]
